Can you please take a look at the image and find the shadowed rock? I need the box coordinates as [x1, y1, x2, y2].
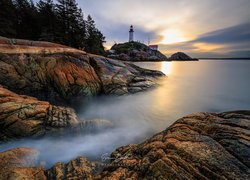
[169, 52, 198, 61]
[89, 55, 165, 95]
[78, 119, 114, 133]
[108, 42, 168, 61]
[0, 86, 112, 142]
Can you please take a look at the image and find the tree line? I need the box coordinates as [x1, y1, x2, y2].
[0, 0, 106, 55]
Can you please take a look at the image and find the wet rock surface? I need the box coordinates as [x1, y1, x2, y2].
[98, 111, 250, 179]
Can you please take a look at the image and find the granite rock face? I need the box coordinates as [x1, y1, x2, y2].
[0, 148, 97, 180]
[0, 111, 249, 179]
[0, 147, 47, 180]
[0, 86, 112, 142]
[98, 111, 250, 179]
[0, 86, 78, 141]
[0, 53, 102, 105]
[169, 52, 198, 61]
[46, 157, 98, 180]
[89, 55, 165, 95]
[0, 147, 40, 168]
[0, 37, 165, 104]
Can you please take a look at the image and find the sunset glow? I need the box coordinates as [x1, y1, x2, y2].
[193, 43, 226, 52]
[76, 0, 250, 58]
[160, 29, 186, 44]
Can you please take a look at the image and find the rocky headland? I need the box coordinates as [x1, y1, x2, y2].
[0, 111, 249, 179]
[169, 52, 199, 61]
[108, 41, 168, 61]
[107, 42, 198, 62]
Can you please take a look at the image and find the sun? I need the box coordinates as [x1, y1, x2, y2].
[160, 29, 186, 44]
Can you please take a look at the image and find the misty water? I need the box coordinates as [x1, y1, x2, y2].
[1, 60, 250, 167]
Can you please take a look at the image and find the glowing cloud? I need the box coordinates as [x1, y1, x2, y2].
[193, 43, 226, 52]
[160, 29, 187, 44]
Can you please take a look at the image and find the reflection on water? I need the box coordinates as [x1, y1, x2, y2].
[1, 60, 250, 167]
[161, 61, 172, 75]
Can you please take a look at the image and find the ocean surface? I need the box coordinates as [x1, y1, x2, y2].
[1, 60, 250, 167]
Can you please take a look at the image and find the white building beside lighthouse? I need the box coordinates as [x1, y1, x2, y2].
[129, 25, 134, 42]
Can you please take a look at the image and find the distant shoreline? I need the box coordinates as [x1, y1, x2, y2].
[198, 58, 250, 60]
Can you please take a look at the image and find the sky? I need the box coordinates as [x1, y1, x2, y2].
[39, 0, 249, 58]
[74, 0, 250, 58]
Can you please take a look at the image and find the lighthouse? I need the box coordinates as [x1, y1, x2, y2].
[129, 25, 134, 42]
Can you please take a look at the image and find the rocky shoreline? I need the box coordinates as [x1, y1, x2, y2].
[0, 37, 164, 105]
[0, 37, 249, 179]
[0, 111, 249, 179]
[0, 37, 164, 142]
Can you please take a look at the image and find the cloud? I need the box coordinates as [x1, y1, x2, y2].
[194, 23, 250, 44]
[164, 22, 250, 58]
[34, 0, 250, 57]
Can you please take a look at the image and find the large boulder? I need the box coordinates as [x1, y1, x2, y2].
[0, 37, 165, 104]
[0, 53, 102, 105]
[0, 86, 78, 142]
[169, 52, 198, 61]
[0, 86, 112, 142]
[108, 42, 168, 61]
[98, 111, 250, 179]
[89, 55, 165, 95]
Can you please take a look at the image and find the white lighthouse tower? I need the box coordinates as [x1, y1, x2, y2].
[129, 25, 134, 42]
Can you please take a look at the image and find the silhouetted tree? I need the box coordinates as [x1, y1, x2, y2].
[0, 0, 106, 55]
[14, 0, 40, 39]
[0, 0, 17, 37]
[37, 0, 57, 41]
[85, 15, 106, 55]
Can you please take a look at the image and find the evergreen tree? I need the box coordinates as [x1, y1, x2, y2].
[37, 0, 57, 41]
[74, 8, 86, 49]
[85, 15, 106, 55]
[14, 0, 40, 40]
[56, 0, 84, 48]
[0, 0, 106, 55]
[0, 0, 17, 37]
